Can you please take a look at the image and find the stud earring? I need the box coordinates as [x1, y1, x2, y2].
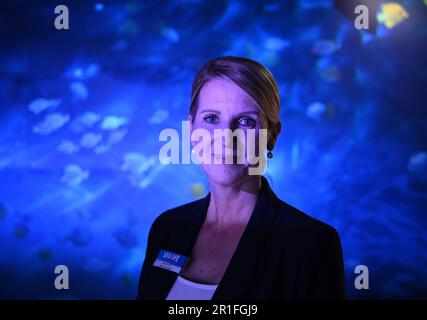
[267, 150, 273, 158]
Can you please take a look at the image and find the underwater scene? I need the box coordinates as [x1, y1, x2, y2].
[0, 0, 426, 299]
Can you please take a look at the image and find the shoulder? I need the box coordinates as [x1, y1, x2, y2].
[148, 197, 206, 235]
[274, 198, 341, 247]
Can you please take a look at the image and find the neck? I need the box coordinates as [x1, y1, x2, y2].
[205, 176, 262, 229]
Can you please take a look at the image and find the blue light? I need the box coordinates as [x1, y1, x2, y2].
[94, 3, 104, 12]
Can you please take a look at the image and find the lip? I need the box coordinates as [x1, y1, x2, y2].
[212, 153, 237, 163]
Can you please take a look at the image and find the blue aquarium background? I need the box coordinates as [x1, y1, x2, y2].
[0, 0, 426, 299]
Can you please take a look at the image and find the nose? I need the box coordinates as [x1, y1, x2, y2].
[211, 129, 244, 159]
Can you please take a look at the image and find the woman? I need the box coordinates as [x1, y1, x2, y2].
[138, 56, 345, 300]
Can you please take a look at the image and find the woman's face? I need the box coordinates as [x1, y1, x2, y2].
[189, 78, 267, 185]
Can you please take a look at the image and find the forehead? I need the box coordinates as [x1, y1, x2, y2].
[198, 78, 258, 109]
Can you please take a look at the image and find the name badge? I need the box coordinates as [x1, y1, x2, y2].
[153, 250, 188, 273]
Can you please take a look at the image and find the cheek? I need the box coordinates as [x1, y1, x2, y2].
[191, 119, 213, 141]
[243, 129, 261, 154]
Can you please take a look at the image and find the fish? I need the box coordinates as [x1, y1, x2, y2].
[67, 64, 100, 80]
[190, 183, 206, 198]
[58, 140, 80, 154]
[37, 248, 52, 262]
[311, 39, 340, 56]
[377, 3, 409, 29]
[161, 27, 180, 43]
[317, 65, 342, 82]
[91, 128, 127, 154]
[407, 151, 427, 174]
[80, 132, 103, 149]
[33, 112, 70, 135]
[306, 102, 326, 120]
[117, 19, 140, 36]
[264, 37, 290, 51]
[121, 153, 156, 175]
[407, 151, 427, 189]
[100, 115, 127, 131]
[70, 81, 88, 101]
[94, 144, 111, 154]
[67, 226, 92, 246]
[61, 164, 89, 186]
[112, 39, 128, 51]
[113, 227, 139, 248]
[108, 128, 128, 145]
[264, 37, 291, 51]
[28, 98, 61, 115]
[69, 111, 101, 133]
[14, 223, 29, 240]
[149, 109, 169, 124]
[94, 3, 104, 11]
[121, 153, 162, 188]
[299, 0, 331, 9]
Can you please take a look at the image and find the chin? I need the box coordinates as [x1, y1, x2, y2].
[201, 164, 251, 186]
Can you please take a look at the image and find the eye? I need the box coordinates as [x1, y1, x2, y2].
[238, 117, 256, 128]
[203, 115, 219, 124]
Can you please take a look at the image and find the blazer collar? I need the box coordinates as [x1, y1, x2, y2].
[157, 176, 281, 300]
[211, 176, 280, 299]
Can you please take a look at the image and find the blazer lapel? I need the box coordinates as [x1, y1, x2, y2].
[212, 176, 281, 299]
[150, 176, 280, 300]
[150, 192, 211, 300]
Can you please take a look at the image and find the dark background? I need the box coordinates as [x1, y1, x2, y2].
[0, 0, 426, 299]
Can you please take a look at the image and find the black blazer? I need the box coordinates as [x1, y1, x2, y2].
[137, 176, 345, 299]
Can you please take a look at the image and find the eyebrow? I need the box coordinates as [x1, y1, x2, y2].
[199, 109, 260, 117]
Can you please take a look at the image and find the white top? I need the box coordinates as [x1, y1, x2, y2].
[166, 275, 218, 300]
